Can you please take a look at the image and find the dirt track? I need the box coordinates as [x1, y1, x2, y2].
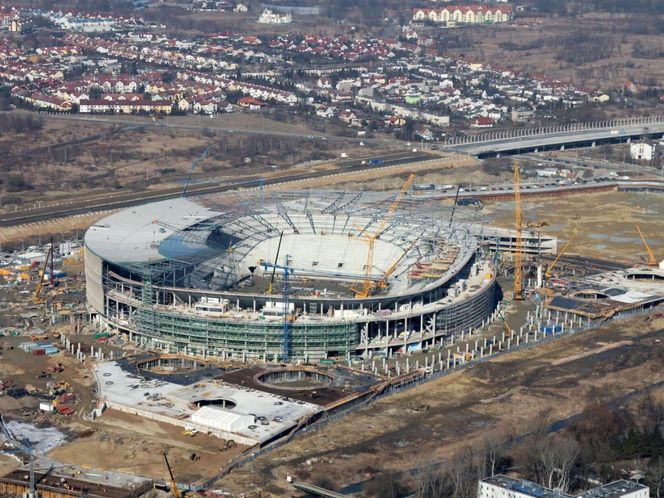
[216, 314, 664, 496]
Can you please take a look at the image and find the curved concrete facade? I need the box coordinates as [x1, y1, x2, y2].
[84, 194, 499, 360]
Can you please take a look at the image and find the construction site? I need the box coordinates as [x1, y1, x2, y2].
[84, 175, 515, 362]
[0, 151, 662, 496]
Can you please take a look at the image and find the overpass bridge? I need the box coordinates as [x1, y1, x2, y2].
[441, 116, 664, 158]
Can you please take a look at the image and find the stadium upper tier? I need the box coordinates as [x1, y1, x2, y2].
[85, 193, 477, 301]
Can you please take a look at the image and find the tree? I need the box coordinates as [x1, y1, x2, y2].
[648, 456, 664, 498]
[540, 435, 579, 492]
[483, 431, 507, 477]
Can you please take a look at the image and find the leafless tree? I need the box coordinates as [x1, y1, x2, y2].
[541, 435, 580, 493]
[415, 461, 447, 498]
[482, 429, 508, 477]
[649, 456, 664, 498]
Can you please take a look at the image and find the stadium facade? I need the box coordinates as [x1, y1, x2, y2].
[84, 191, 503, 361]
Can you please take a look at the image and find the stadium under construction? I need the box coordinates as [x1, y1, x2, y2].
[84, 184, 557, 361]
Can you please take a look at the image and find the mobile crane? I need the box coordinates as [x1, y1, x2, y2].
[163, 452, 182, 498]
[636, 224, 658, 267]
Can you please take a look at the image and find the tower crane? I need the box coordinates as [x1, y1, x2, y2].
[545, 231, 577, 279]
[261, 255, 295, 361]
[354, 173, 416, 299]
[513, 160, 524, 300]
[636, 225, 658, 267]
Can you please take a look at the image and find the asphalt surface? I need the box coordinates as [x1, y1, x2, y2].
[444, 122, 664, 157]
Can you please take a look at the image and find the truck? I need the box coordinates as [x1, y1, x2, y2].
[367, 159, 383, 166]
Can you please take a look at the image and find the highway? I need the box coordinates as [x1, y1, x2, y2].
[443, 120, 664, 157]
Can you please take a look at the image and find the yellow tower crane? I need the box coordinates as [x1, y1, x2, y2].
[636, 225, 658, 267]
[355, 173, 416, 298]
[513, 160, 524, 300]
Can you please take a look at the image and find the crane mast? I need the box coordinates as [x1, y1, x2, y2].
[513, 160, 524, 300]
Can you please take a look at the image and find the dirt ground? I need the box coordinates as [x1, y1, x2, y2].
[216, 313, 664, 496]
[0, 110, 384, 211]
[449, 13, 664, 88]
[48, 408, 247, 485]
[0, 330, 248, 486]
[481, 190, 664, 262]
[0, 211, 111, 248]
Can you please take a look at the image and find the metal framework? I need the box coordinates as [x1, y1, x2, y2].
[86, 189, 516, 360]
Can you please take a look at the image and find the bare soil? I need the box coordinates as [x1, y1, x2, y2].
[216, 314, 664, 496]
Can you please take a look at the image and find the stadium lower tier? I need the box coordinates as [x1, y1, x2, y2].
[88, 250, 498, 360]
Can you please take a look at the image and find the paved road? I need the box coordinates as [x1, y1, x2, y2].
[444, 122, 664, 157]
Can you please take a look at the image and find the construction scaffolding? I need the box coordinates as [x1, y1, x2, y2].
[85, 189, 527, 360]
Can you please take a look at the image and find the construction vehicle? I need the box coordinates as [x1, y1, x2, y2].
[636, 225, 658, 267]
[163, 452, 182, 498]
[452, 351, 473, 363]
[354, 173, 416, 298]
[513, 161, 524, 300]
[33, 243, 54, 304]
[544, 231, 577, 279]
[498, 311, 514, 338]
[375, 238, 419, 291]
[267, 231, 284, 295]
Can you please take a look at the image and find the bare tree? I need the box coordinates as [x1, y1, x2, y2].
[415, 461, 447, 498]
[482, 430, 507, 477]
[541, 435, 580, 493]
[446, 448, 482, 498]
[649, 456, 664, 498]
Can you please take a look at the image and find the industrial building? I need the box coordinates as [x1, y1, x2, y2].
[84, 187, 554, 361]
[478, 475, 649, 498]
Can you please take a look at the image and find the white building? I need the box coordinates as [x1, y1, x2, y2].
[257, 8, 292, 24]
[630, 142, 654, 161]
[412, 4, 514, 24]
[478, 475, 649, 498]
